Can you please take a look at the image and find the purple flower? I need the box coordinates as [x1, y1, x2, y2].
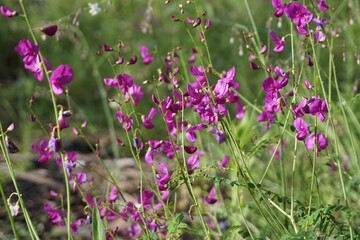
[184, 145, 197, 154]
[59, 110, 71, 130]
[127, 55, 137, 65]
[44, 203, 65, 226]
[213, 66, 236, 103]
[269, 31, 285, 52]
[209, 127, 226, 144]
[272, 0, 285, 17]
[69, 172, 87, 192]
[304, 79, 312, 89]
[102, 44, 113, 51]
[314, 30, 326, 43]
[6, 138, 20, 153]
[317, 0, 329, 11]
[305, 133, 328, 153]
[284, 2, 313, 35]
[219, 155, 230, 168]
[205, 187, 217, 204]
[40, 25, 58, 36]
[186, 123, 208, 142]
[137, 190, 154, 210]
[108, 186, 118, 203]
[312, 17, 328, 28]
[309, 99, 328, 122]
[294, 118, 309, 140]
[258, 111, 276, 129]
[192, 17, 201, 28]
[48, 136, 60, 153]
[115, 110, 133, 131]
[157, 163, 171, 190]
[205, 19, 211, 29]
[139, 45, 153, 65]
[0, 5, 17, 18]
[70, 219, 83, 234]
[142, 107, 157, 129]
[187, 151, 203, 174]
[133, 136, 144, 150]
[129, 223, 142, 238]
[15, 39, 52, 81]
[49, 65, 73, 95]
[32, 139, 54, 163]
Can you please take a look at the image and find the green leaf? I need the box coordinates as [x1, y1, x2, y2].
[92, 203, 106, 240]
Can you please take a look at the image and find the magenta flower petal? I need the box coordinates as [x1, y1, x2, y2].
[269, 31, 285, 52]
[1, 5, 17, 18]
[40, 25, 58, 36]
[219, 155, 230, 168]
[318, 0, 329, 11]
[205, 187, 217, 204]
[49, 65, 73, 95]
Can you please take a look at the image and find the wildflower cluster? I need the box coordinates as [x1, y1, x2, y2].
[1, 0, 359, 239]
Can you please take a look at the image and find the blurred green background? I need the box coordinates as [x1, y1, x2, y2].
[0, 0, 359, 154]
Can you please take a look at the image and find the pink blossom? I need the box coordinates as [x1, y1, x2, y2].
[49, 65, 73, 95]
[139, 45, 153, 65]
[318, 0, 329, 11]
[0, 5, 17, 18]
[205, 187, 217, 204]
[269, 31, 285, 52]
[294, 118, 309, 140]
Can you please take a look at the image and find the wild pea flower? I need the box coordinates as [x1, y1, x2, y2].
[272, 0, 285, 17]
[184, 145, 197, 154]
[58, 109, 71, 130]
[6, 138, 20, 153]
[133, 136, 144, 150]
[70, 218, 83, 234]
[309, 98, 328, 122]
[137, 189, 154, 211]
[15, 39, 52, 81]
[186, 123, 208, 142]
[205, 19, 211, 29]
[49, 65, 74, 95]
[318, 0, 329, 11]
[305, 133, 328, 153]
[284, 2, 313, 35]
[0, 5, 17, 18]
[139, 45, 153, 65]
[209, 127, 226, 144]
[258, 111, 276, 128]
[294, 118, 309, 140]
[205, 187, 217, 204]
[213, 66, 236, 103]
[157, 162, 171, 190]
[304, 79, 312, 89]
[187, 151, 203, 174]
[269, 30, 285, 52]
[32, 139, 54, 163]
[145, 139, 179, 164]
[219, 155, 230, 168]
[104, 74, 144, 106]
[314, 30, 326, 43]
[69, 172, 87, 192]
[44, 203, 65, 226]
[128, 223, 142, 238]
[40, 25, 58, 37]
[142, 107, 156, 129]
[108, 186, 118, 203]
[127, 55, 138, 65]
[115, 110, 133, 131]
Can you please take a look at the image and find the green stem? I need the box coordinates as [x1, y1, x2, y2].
[0, 123, 39, 239]
[0, 177, 19, 239]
